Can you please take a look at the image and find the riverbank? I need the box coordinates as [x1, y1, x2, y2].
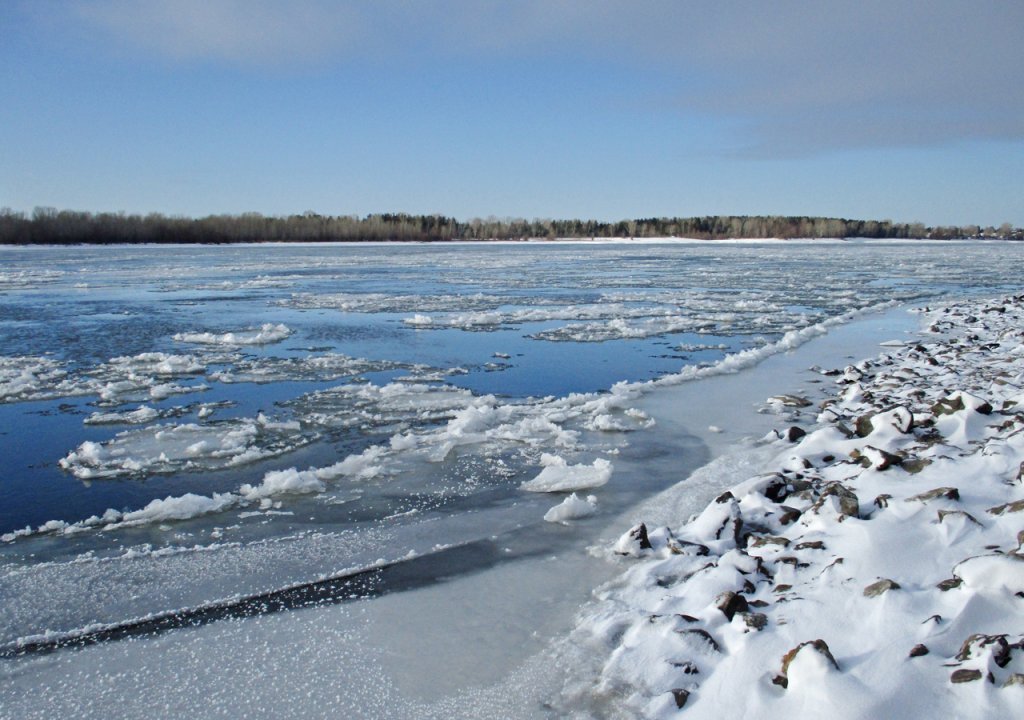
[553, 293, 1024, 717]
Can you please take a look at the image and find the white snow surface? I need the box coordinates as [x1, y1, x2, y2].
[552, 292, 1024, 718]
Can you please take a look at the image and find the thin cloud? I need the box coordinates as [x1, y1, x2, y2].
[66, 1, 1024, 153]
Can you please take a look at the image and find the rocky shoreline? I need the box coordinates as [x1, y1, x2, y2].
[557, 294, 1024, 718]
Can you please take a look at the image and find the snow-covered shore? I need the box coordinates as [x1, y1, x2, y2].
[553, 293, 1024, 717]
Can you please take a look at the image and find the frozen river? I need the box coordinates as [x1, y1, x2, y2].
[2, 239, 1023, 717]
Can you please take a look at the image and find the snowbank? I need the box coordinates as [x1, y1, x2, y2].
[556, 292, 1024, 718]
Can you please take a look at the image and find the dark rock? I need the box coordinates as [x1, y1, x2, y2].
[833, 422, 855, 438]
[932, 395, 965, 416]
[855, 414, 876, 438]
[773, 584, 793, 593]
[716, 511, 744, 545]
[763, 475, 792, 503]
[615, 523, 654, 556]
[749, 599, 770, 608]
[676, 628, 721, 653]
[670, 689, 690, 709]
[937, 509, 981, 526]
[956, 634, 1011, 667]
[749, 534, 790, 549]
[907, 487, 960, 503]
[753, 556, 772, 578]
[715, 491, 734, 504]
[779, 639, 839, 683]
[874, 494, 892, 509]
[740, 612, 768, 631]
[810, 482, 860, 518]
[933, 394, 993, 416]
[936, 577, 962, 591]
[672, 661, 699, 675]
[631, 523, 652, 550]
[676, 614, 700, 623]
[950, 669, 983, 684]
[794, 540, 825, 551]
[784, 426, 806, 442]
[670, 539, 711, 556]
[771, 394, 813, 408]
[1004, 673, 1024, 688]
[779, 506, 802, 525]
[909, 644, 930, 658]
[901, 457, 932, 474]
[987, 499, 1024, 516]
[863, 578, 901, 597]
[715, 591, 749, 621]
[839, 366, 864, 383]
[889, 406, 915, 433]
[852, 446, 903, 471]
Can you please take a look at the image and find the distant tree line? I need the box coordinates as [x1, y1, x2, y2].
[1, 207, 1021, 245]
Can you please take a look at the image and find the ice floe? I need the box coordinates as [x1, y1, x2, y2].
[173, 323, 292, 346]
[59, 414, 314, 479]
[520, 454, 613, 492]
[0, 351, 210, 405]
[0, 355, 79, 402]
[285, 291, 507, 314]
[83, 405, 162, 425]
[544, 493, 599, 523]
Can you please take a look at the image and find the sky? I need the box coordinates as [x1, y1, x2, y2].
[2, 0, 1022, 226]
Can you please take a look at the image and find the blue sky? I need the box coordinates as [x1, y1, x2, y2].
[2, 1, 1022, 226]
